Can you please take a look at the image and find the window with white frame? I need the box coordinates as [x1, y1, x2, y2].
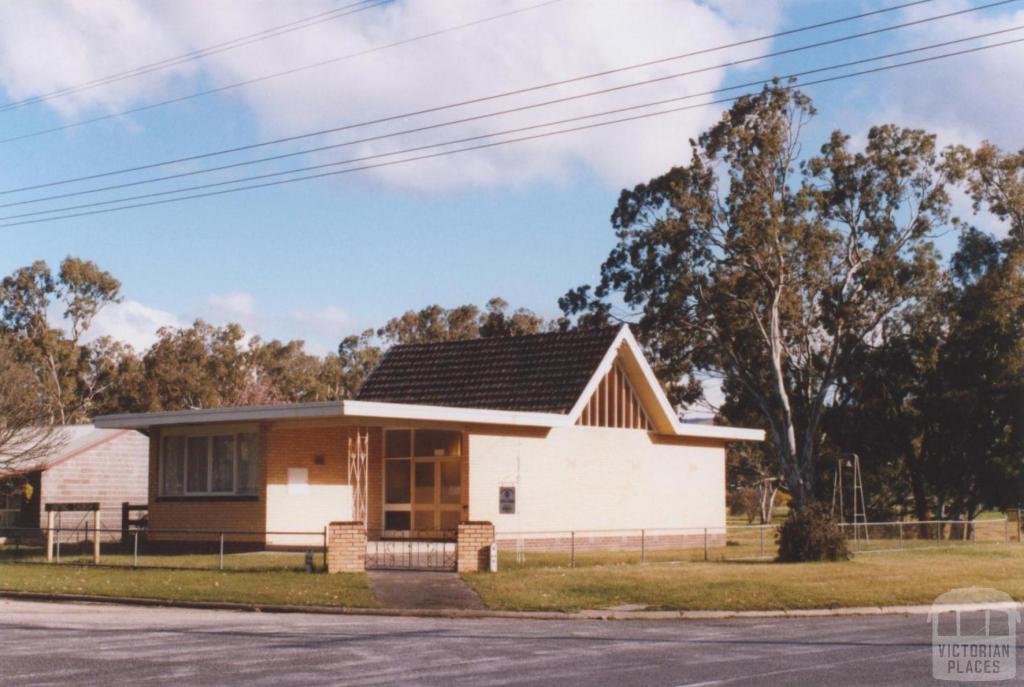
[160, 431, 260, 497]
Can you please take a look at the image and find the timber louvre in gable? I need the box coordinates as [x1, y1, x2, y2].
[576, 360, 652, 430]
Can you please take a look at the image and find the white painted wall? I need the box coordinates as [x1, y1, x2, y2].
[468, 426, 725, 534]
[265, 484, 352, 547]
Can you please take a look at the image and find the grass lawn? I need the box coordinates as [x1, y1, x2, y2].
[465, 544, 1024, 612]
[1, 543, 322, 573]
[0, 563, 376, 608]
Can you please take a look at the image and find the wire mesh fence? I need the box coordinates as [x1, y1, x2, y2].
[494, 517, 1018, 569]
[0, 526, 328, 572]
[0, 516, 1015, 573]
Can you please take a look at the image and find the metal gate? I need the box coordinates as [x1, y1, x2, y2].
[365, 531, 457, 571]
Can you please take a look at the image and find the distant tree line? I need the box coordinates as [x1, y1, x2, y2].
[0, 266, 549, 470]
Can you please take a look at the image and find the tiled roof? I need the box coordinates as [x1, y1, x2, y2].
[355, 326, 623, 413]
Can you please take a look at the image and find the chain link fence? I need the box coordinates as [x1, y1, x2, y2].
[494, 517, 1017, 569]
[0, 526, 328, 572]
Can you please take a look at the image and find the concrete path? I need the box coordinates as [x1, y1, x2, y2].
[4, 598, 1017, 686]
[368, 570, 485, 610]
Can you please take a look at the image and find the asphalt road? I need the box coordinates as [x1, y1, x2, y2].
[0, 599, 1017, 686]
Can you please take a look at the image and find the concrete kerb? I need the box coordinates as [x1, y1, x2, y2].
[2, 590, 1019, 622]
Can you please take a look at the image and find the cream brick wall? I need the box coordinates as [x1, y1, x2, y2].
[467, 426, 726, 534]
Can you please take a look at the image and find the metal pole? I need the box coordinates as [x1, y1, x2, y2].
[570, 531, 575, 568]
[1004, 518, 1009, 543]
[219, 533, 225, 570]
[760, 526, 766, 558]
[133, 531, 139, 568]
[898, 521, 904, 549]
[46, 511, 54, 562]
[323, 526, 328, 572]
[93, 510, 101, 565]
[703, 528, 708, 562]
[640, 529, 645, 564]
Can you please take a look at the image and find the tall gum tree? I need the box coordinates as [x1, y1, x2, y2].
[563, 84, 948, 506]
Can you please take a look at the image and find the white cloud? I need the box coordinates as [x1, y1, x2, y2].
[289, 305, 351, 337]
[858, 0, 1024, 150]
[84, 299, 181, 351]
[207, 291, 256, 319]
[0, 0, 781, 191]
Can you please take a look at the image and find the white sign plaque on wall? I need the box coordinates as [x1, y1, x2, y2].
[287, 467, 310, 495]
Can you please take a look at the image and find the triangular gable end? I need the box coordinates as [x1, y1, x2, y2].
[568, 326, 680, 434]
[576, 359, 652, 430]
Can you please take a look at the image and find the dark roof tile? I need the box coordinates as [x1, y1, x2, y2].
[355, 326, 622, 413]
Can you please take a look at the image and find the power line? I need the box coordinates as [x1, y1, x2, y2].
[0, 0, 979, 194]
[2, 32, 1019, 228]
[2, 5, 1010, 210]
[0, 0, 566, 145]
[0, 0, 386, 113]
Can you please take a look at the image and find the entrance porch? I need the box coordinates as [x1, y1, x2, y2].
[348, 426, 470, 542]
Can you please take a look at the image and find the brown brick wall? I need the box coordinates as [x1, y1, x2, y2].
[146, 427, 265, 542]
[264, 424, 349, 488]
[457, 521, 494, 573]
[326, 521, 366, 573]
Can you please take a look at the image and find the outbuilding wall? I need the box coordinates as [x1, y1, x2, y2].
[40, 430, 149, 534]
[467, 425, 726, 537]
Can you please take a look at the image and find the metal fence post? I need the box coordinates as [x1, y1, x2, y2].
[93, 510, 101, 565]
[45, 511, 55, 562]
[570, 531, 575, 568]
[1004, 517, 1009, 543]
[898, 521, 904, 549]
[219, 533, 225, 571]
[640, 529, 645, 564]
[703, 528, 708, 562]
[133, 531, 139, 568]
[121, 502, 130, 550]
[760, 526, 766, 558]
[323, 526, 328, 572]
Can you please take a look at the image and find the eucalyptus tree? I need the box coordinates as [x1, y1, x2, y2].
[562, 84, 948, 506]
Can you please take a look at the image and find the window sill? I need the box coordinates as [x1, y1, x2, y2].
[156, 495, 259, 503]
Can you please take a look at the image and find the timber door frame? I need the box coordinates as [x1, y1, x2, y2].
[381, 428, 463, 539]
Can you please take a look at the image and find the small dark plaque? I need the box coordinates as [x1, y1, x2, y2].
[45, 502, 100, 512]
[499, 486, 516, 515]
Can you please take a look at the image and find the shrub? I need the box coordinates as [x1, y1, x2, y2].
[728, 487, 760, 524]
[776, 504, 850, 562]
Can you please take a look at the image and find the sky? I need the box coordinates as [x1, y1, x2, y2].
[0, 0, 1021, 396]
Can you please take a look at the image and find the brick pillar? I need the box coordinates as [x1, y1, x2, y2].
[457, 521, 495, 573]
[326, 521, 366, 573]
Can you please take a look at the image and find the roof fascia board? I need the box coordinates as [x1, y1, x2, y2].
[95, 400, 568, 430]
[616, 328, 684, 434]
[340, 400, 568, 427]
[564, 325, 631, 425]
[94, 402, 348, 429]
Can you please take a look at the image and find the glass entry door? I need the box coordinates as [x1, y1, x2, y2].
[383, 429, 462, 537]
